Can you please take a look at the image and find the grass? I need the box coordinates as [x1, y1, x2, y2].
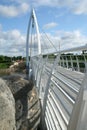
[0, 62, 12, 69]
[0, 62, 13, 76]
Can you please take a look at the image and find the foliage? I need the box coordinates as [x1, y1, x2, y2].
[0, 63, 12, 69]
[0, 55, 25, 69]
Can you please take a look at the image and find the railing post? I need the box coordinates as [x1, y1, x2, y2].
[84, 55, 87, 73]
[76, 55, 80, 72]
[66, 56, 69, 68]
[62, 56, 65, 67]
[59, 56, 62, 66]
[70, 55, 74, 70]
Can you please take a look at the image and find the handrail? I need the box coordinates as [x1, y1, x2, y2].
[41, 44, 87, 56]
[31, 45, 87, 130]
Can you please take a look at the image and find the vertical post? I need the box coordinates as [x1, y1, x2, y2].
[66, 56, 69, 68]
[70, 55, 74, 71]
[62, 56, 65, 67]
[76, 55, 80, 72]
[84, 55, 87, 73]
[59, 55, 61, 66]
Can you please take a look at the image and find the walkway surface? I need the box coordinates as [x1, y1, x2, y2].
[56, 66, 84, 84]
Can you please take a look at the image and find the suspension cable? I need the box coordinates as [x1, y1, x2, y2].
[40, 33, 50, 54]
[38, 24, 58, 52]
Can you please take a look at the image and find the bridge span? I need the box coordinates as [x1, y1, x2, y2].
[26, 9, 87, 130]
[31, 53, 87, 130]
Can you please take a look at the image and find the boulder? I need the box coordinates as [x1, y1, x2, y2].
[3, 75, 41, 130]
[0, 78, 16, 130]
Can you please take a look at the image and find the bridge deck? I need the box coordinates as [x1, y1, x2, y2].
[32, 59, 86, 130]
[46, 62, 84, 84]
[56, 66, 84, 84]
[43, 66, 85, 130]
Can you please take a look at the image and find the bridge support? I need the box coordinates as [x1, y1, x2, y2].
[26, 9, 41, 79]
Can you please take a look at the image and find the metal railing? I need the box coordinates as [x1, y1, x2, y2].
[31, 45, 87, 130]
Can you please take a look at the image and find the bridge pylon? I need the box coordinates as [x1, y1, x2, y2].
[26, 8, 41, 79]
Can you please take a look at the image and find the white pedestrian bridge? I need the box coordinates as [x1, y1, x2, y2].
[26, 9, 87, 130]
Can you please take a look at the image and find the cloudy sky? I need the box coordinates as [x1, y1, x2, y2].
[0, 0, 87, 56]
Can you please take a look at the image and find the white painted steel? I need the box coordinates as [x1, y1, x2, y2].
[26, 9, 87, 130]
[26, 9, 41, 78]
[32, 9, 41, 55]
[31, 45, 86, 130]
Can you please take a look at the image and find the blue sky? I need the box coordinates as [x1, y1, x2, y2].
[0, 0, 87, 56]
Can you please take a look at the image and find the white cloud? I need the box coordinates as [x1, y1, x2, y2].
[43, 22, 58, 29]
[30, 0, 73, 8]
[29, 0, 87, 15]
[11, 30, 21, 39]
[71, 0, 87, 15]
[0, 23, 87, 56]
[55, 30, 87, 50]
[1, 0, 87, 16]
[0, 3, 29, 17]
[40, 30, 87, 54]
[0, 27, 26, 56]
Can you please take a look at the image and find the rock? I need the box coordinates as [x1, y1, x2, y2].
[0, 78, 16, 130]
[3, 74, 41, 130]
[10, 62, 26, 73]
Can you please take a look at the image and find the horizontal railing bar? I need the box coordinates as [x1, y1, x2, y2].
[45, 118, 50, 130]
[51, 76, 77, 100]
[49, 85, 73, 117]
[41, 44, 87, 56]
[48, 90, 69, 125]
[45, 67, 52, 73]
[45, 107, 55, 130]
[45, 111, 53, 130]
[44, 69, 51, 76]
[55, 72, 80, 91]
[52, 72, 79, 93]
[51, 78, 75, 105]
[46, 101, 59, 130]
[47, 95, 67, 130]
[56, 67, 83, 84]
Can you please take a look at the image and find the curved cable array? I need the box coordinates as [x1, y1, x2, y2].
[38, 21, 61, 55]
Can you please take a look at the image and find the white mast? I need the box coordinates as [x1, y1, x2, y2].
[26, 9, 41, 78]
[32, 9, 41, 55]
